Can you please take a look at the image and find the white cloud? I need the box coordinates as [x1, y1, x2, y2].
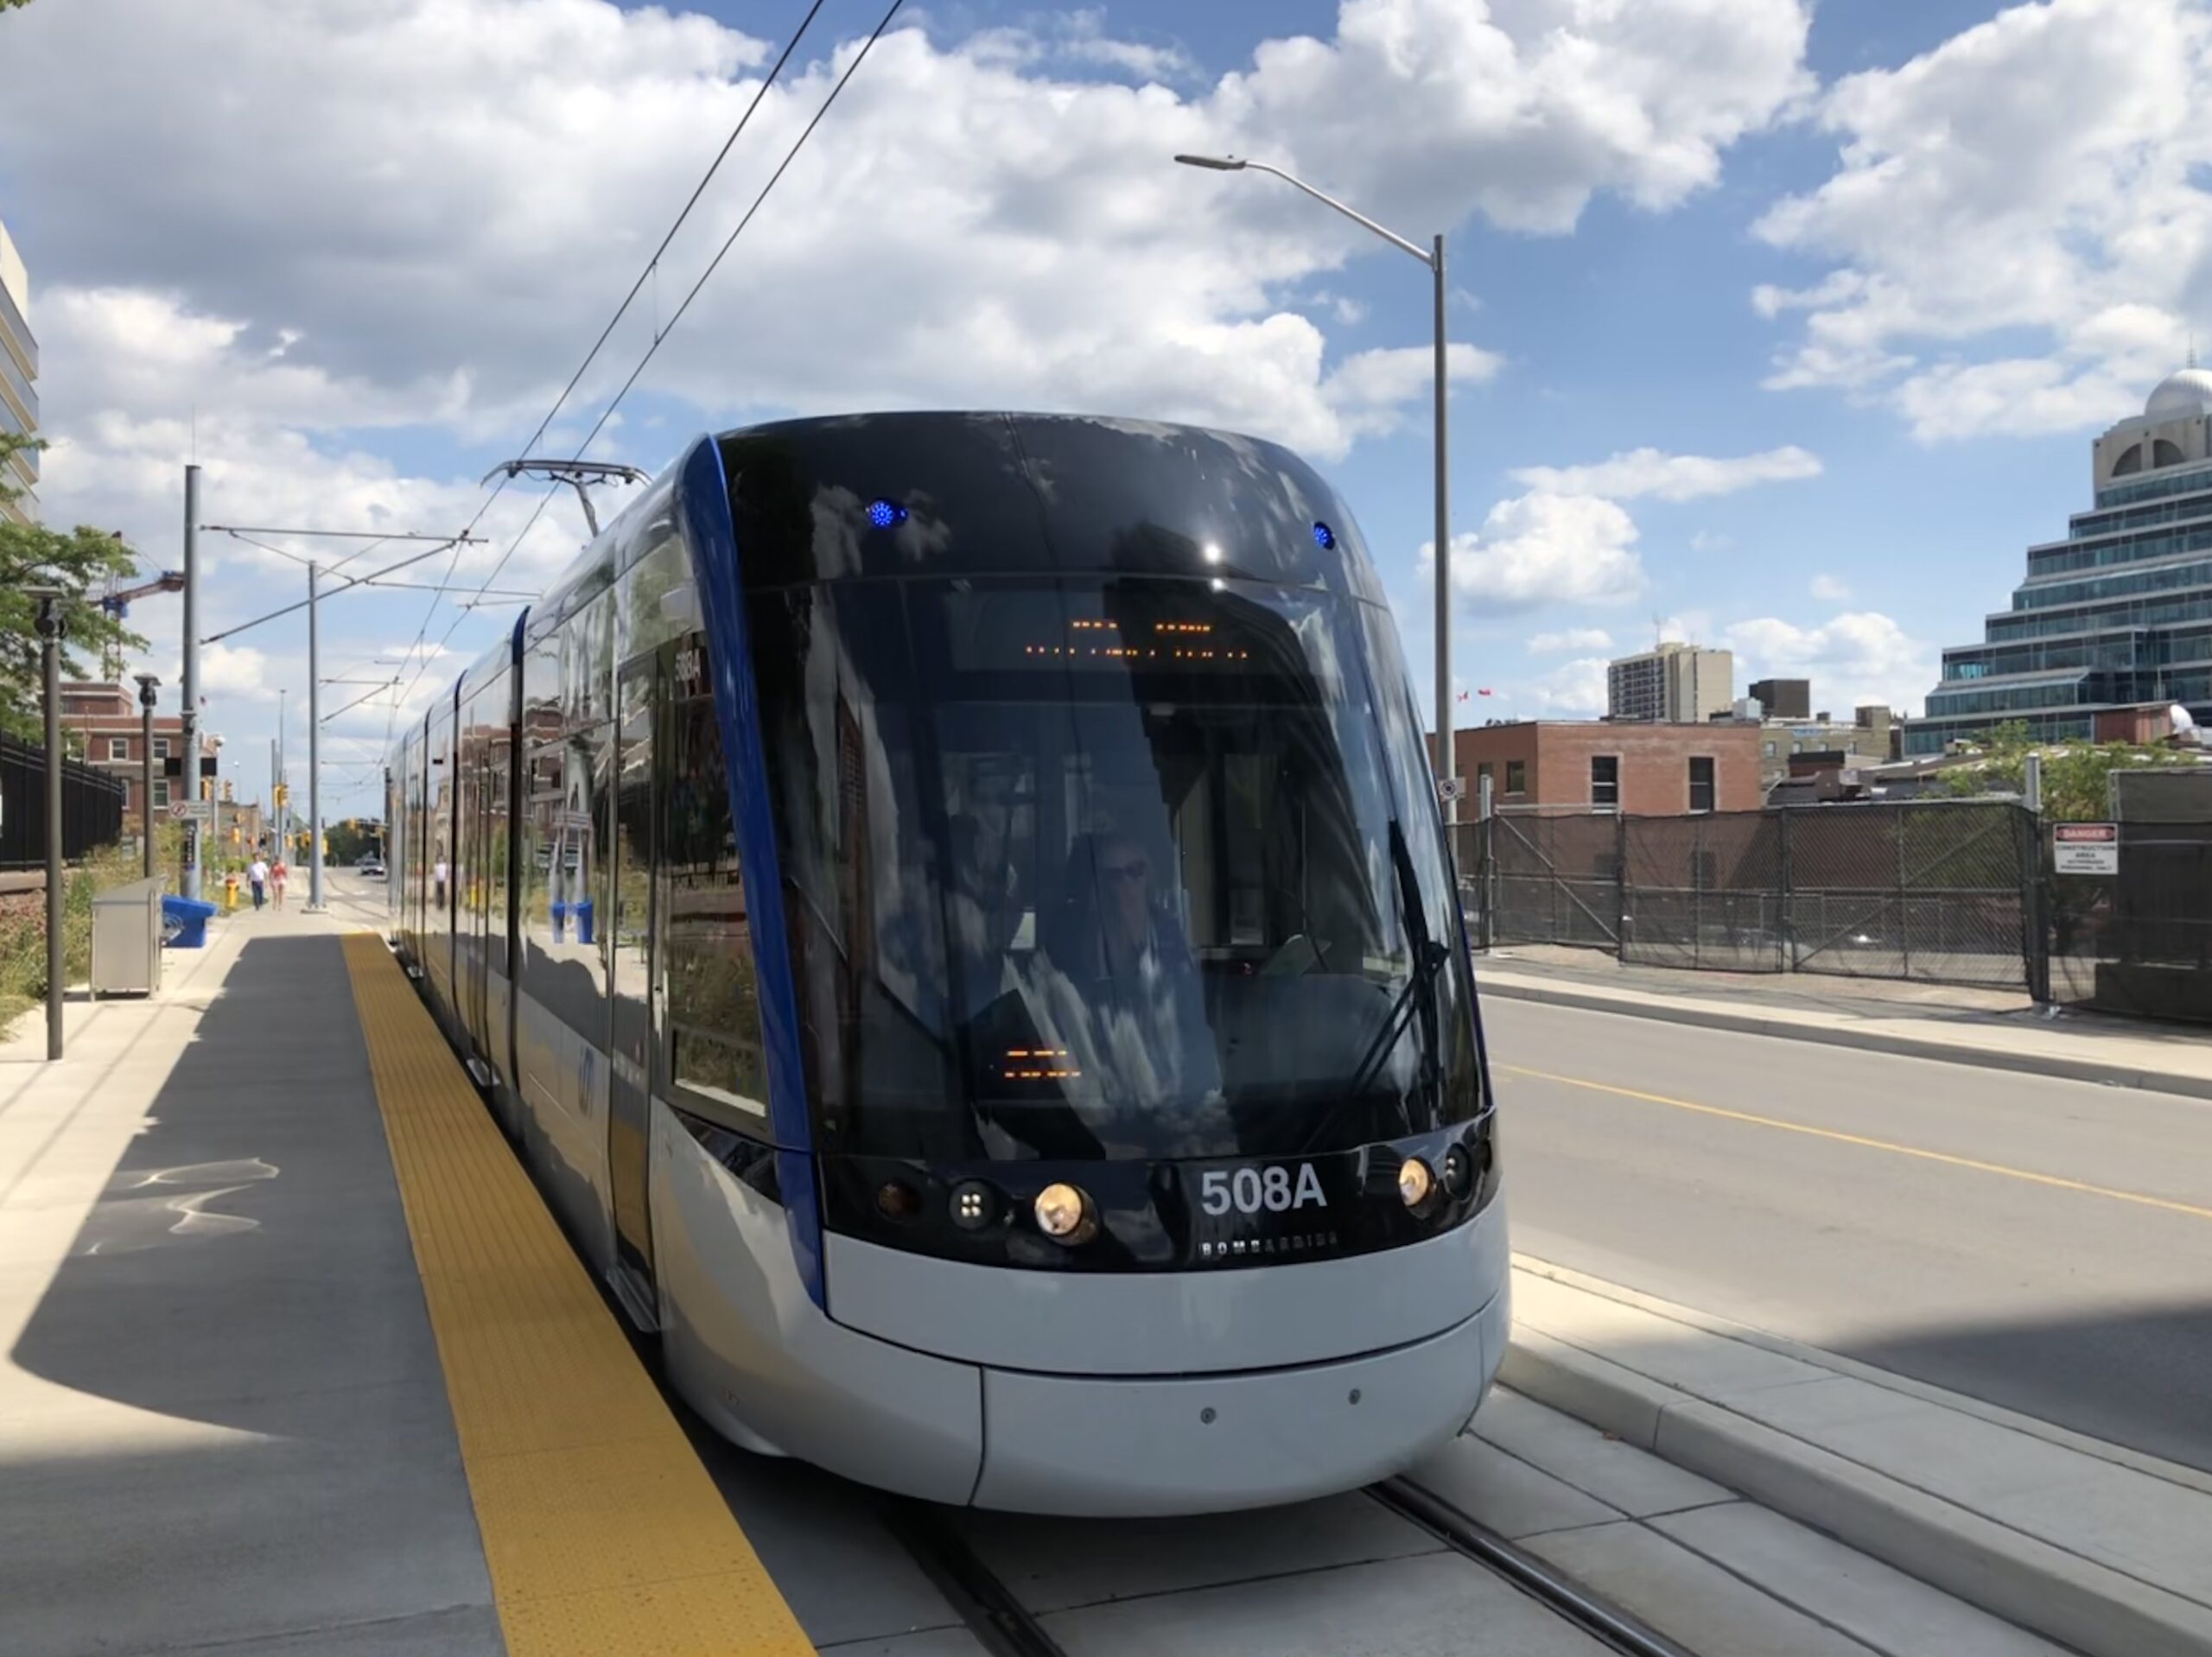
[0, 0, 1813, 809]
[1055, 11, 1198, 82]
[1809, 573, 1850, 600]
[1510, 445, 1821, 501]
[1, 0, 1810, 465]
[1753, 0, 2212, 440]
[1722, 611, 1933, 714]
[1527, 657, 1611, 716]
[1426, 492, 1645, 613]
[1322, 343, 1502, 440]
[1527, 627, 1614, 653]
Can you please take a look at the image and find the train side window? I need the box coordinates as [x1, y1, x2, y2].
[658, 676, 769, 1123]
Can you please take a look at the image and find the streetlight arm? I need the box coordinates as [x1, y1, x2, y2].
[1245, 162, 1432, 265]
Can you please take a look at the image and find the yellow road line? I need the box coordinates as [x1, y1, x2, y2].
[340, 934, 811, 1657]
[1497, 1062, 2212, 1225]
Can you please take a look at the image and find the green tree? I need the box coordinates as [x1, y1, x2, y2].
[327, 818, 384, 864]
[1941, 719, 2171, 821]
[0, 434, 148, 739]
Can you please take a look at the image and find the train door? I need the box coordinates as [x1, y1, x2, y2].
[605, 652, 660, 1321]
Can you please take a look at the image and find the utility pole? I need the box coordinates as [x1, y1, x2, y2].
[135, 674, 161, 879]
[29, 587, 67, 1061]
[181, 466, 201, 898]
[307, 562, 324, 911]
[194, 524, 486, 905]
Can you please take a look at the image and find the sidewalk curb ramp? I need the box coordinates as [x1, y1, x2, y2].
[1501, 1323, 2212, 1657]
[1478, 975, 2212, 1102]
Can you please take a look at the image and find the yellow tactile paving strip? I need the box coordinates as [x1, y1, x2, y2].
[340, 933, 813, 1657]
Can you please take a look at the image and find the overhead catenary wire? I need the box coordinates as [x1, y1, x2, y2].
[200, 536, 483, 645]
[375, 0, 836, 740]
[386, 0, 908, 729]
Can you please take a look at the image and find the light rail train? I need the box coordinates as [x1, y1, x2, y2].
[388, 412, 1508, 1514]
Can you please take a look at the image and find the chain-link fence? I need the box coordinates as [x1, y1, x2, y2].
[1459, 800, 2039, 991]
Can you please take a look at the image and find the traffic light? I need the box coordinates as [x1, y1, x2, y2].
[200, 777, 214, 801]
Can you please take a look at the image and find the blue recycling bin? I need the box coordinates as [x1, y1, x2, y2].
[571, 898, 594, 946]
[162, 894, 217, 949]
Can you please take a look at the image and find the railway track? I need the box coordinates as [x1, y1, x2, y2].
[880, 1480, 1699, 1657]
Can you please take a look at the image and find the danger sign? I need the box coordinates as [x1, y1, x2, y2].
[2053, 822, 2118, 875]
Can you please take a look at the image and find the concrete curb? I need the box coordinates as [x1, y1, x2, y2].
[1477, 975, 2212, 1101]
[1501, 1332, 2212, 1657]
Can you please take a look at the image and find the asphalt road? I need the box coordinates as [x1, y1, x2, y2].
[1484, 996, 2212, 1474]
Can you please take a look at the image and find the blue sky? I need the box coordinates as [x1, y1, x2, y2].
[2, 0, 2203, 816]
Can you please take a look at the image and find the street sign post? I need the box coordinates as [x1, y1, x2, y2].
[2052, 822, 2119, 875]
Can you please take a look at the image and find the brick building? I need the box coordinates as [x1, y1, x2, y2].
[58, 681, 218, 821]
[1440, 721, 1764, 816]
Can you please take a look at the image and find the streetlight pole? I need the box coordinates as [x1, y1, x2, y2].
[134, 674, 161, 879]
[29, 587, 67, 1061]
[1175, 153, 1457, 818]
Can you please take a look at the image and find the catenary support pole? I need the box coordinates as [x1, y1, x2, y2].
[180, 466, 201, 898]
[1433, 232, 1455, 824]
[307, 562, 324, 911]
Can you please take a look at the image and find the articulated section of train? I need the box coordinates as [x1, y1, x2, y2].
[389, 411, 1508, 1514]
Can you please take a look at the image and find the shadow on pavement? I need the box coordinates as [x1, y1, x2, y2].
[1840, 1300, 2212, 1476]
[10, 931, 435, 1434]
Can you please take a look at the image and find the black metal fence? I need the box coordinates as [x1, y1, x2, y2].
[2044, 821, 2212, 1020]
[0, 733, 128, 871]
[1458, 800, 2041, 991]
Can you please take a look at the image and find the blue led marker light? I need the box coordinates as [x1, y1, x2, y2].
[1312, 522, 1337, 549]
[866, 498, 907, 529]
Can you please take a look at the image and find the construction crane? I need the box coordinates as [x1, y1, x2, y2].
[97, 567, 187, 682]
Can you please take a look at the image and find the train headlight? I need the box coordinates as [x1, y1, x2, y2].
[1033, 1182, 1096, 1244]
[1397, 1158, 1435, 1209]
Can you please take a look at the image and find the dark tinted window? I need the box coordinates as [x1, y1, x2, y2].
[1689, 756, 1716, 812]
[1591, 755, 1619, 808]
[1505, 759, 1527, 796]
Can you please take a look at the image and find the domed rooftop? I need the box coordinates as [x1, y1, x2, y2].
[2145, 365, 2212, 419]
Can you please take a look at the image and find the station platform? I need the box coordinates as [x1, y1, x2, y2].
[0, 883, 2078, 1657]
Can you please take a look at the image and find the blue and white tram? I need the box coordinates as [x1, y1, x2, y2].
[389, 412, 1508, 1515]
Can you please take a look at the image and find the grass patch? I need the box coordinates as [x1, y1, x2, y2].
[0, 826, 188, 1042]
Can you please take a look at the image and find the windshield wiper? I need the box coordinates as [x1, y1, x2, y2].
[1301, 820, 1449, 1151]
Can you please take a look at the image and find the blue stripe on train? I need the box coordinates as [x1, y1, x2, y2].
[675, 435, 824, 1308]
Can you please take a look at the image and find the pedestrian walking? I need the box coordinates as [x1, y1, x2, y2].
[270, 856, 289, 910]
[248, 855, 269, 911]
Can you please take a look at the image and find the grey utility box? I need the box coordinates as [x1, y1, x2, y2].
[90, 877, 163, 998]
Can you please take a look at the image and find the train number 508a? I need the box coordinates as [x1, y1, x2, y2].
[1200, 1164, 1327, 1216]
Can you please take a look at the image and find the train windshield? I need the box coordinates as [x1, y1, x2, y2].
[749, 575, 1481, 1163]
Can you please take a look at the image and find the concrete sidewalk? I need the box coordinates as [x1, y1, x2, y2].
[1504, 1257, 2212, 1657]
[1477, 947, 2212, 1100]
[0, 905, 500, 1655]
